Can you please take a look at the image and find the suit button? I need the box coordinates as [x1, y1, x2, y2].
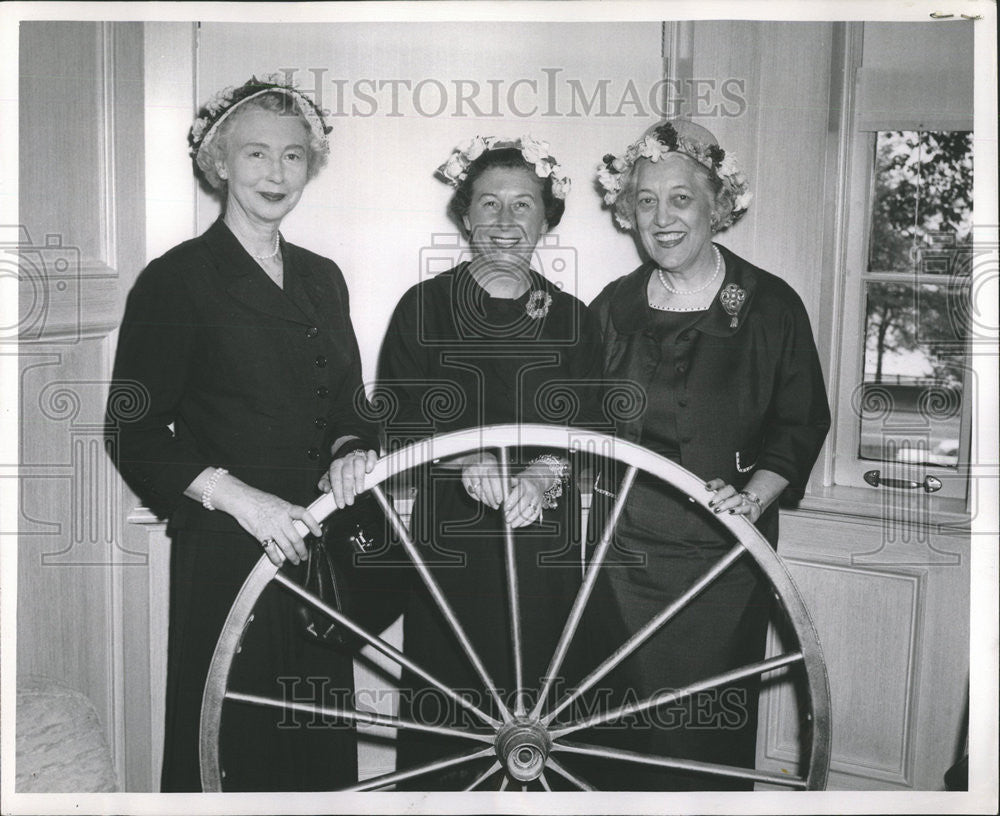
[307, 447, 320, 460]
[680, 434, 693, 444]
[305, 326, 319, 339]
[314, 417, 328, 429]
[675, 362, 688, 374]
[316, 386, 329, 398]
[315, 354, 327, 368]
[678, 397, 688, 407]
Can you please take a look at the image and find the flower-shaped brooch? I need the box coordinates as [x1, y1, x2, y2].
[526, 290, 553, 320]
[719, 283, 747, 328]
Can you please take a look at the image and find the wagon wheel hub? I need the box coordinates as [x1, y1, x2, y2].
[495, 718, 552, 782]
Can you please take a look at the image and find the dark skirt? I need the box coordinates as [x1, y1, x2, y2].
[394, 473, 596, 790]
[582, 474, 774, 791]
[160, 527, 359, 792]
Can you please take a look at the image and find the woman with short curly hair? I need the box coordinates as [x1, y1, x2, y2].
[588, 119, 831, 790]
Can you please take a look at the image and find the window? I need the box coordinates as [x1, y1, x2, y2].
[834, 128, 973, 504]
[823, 20, 977, 509]
[858, 131, 973, 471]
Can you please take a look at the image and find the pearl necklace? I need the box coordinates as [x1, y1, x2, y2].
[252, 233, 281, 261]
[648, 246, 723, 312]
[656, 245, 722, 295]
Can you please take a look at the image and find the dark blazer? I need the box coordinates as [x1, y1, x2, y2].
[589, 244, 831, 540]
[109, 218, 378, 531]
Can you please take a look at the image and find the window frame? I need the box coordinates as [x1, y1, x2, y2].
[802, 23, 974, 520]
[833, 127, 973, 505]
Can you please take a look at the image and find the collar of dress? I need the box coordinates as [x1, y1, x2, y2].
[203, 216, 314, 280]
[609, 243, 760, 337]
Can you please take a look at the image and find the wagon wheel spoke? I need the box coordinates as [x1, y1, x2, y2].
[224, 690, 493, 743]
[498, 446, 527, 715]
[550, 651, 804, 739]
[538, 771, 552, 791]
[272, 570, 499, 728]
[371, 483, 513, 722]
[543, 542, 746, 725]
[499, 774, 510, 791]
[545, 756, 595, 791]
[344, 744, 495, 792]
[464, 760, 502, 791]
[552, 739, 808, 789]
[531, 466, 638, 718]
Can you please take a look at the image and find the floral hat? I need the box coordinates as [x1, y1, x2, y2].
[597, 120, 752, 230]
[436, 135, 572, 199]
[188, 73, 332, 165]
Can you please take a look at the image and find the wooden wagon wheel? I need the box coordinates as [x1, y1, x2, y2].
[199, 424, 831, 791]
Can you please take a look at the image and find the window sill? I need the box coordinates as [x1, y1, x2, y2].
[791, 484, 971, 533]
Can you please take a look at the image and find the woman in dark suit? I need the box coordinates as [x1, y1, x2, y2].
[589, 120, 831, 790]
[108, 76, 378, 791]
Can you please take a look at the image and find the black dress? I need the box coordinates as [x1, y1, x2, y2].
[108, 219, 378, 791]
[377, 263, 609, 788]
[587, 246, 831, 790]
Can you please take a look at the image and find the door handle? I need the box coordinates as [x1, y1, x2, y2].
[863, 470, 943, 493]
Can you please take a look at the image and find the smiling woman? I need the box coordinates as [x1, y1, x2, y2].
[107, 76, 380, 791]
[586, 119, 831, 790]
[374, 136, 615, 789]
[461, 165, 549, 269]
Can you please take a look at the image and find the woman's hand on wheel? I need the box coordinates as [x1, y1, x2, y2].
[503, 474, 545, 528]
[253, 503, 324, 567]
[460, 452, 503, 509]
[319, 448, 378, 509]
[211, 478, 321, 566]
[705, 477, 762, 524]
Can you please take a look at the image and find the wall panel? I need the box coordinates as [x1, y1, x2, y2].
[757, 509, 970, 791]
[16, 20, 146, 791]
[690, 21, 834, 326]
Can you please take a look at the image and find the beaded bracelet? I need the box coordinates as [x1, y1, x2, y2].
[201, 467, 228, 511]
[530, 454, 570, 510]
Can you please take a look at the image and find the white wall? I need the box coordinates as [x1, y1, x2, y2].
[185, 21, 665, 379]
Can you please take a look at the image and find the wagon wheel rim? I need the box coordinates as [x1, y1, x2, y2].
[200, 424, 832, 791]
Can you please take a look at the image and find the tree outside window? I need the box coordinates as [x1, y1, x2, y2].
[860, 131, 972, 468]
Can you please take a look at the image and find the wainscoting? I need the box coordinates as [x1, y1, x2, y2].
[15, 21, 148, 790]
[758, 507, 969, 791]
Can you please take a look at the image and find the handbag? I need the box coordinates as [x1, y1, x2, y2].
[288, 491, 406, 649]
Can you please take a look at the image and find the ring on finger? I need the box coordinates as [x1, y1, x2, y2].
[260, 537, 278, 552]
